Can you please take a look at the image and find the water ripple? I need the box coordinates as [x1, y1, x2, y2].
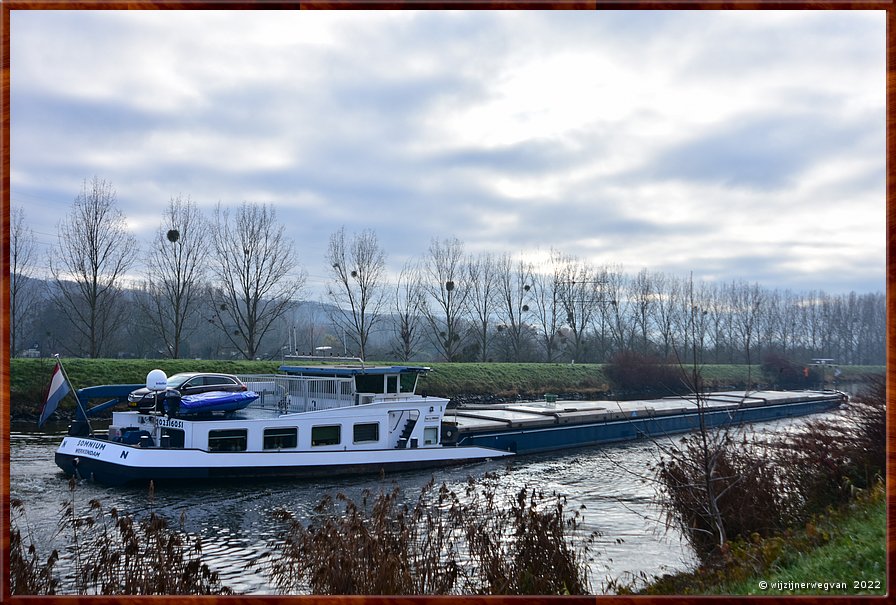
[20, 420, 826, 593]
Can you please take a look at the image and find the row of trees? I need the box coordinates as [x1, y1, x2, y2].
[10, 177, 886, 365]
[387, 244, 885, 366]
[12, 178, 305, 361]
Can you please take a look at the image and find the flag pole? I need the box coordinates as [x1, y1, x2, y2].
[55, 354, 92, 435]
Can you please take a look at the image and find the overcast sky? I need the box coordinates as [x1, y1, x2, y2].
[10, 10, 885, 296]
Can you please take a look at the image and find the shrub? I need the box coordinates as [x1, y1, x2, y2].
[604, 350, 687, 397]
[654, 428, 789, 565]
[10, 498, 60, 595]
[10, 480, 232, 595]
[259, 474, 595, 595]
[655, 374, 886, 567]
[772, 374, 885, 517]
[760, 353, 820, 389]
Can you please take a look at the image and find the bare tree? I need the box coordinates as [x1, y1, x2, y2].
[208, 202, 305, 360]
[801, 290, 825, 357]
[47, 177, 138, 358]
[557, 255, 601, 363]
[761, 288, 784, 360]
[138, 196, 209, 358]
[601, 266, 631, 355]
[668, 276, 713, 366]
[653, 272, 683, 360]
[856, 292, 885, 365]
[702, 282, 730, 363]
[465, 252, 500, 362]
[774, 290, 800, 359]
[10, 207, 39, 356]
[729, 280, 763, 374]
[530, 249, 565, 362]
[629, 269, 655, 355]
[324, 227, 388, 361]
[494, 252, 534, 362]
[391, 261, 426, 362]
[421, 237, 469, 361]
[657, 284, 738, 561]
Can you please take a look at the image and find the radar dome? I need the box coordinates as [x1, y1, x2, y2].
[146, 369, 168, 391]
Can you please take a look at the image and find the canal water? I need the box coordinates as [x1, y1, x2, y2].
[9, 412, 838, 595]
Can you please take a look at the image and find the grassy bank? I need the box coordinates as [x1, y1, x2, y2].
[421, 362, 609, 397]
[726, 485, 886, 596]
[9, 358, 281, 418]
[9, 358, 883, 418]
[637, 482, 886, 596]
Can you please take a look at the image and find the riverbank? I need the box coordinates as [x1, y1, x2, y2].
[9, 360, 884, 596]
[632, 481, 886, 596]
[629, 373, 887, 597]
[9, 358, 883, 421]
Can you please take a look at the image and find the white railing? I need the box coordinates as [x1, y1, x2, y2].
[239, 374, 355, 413]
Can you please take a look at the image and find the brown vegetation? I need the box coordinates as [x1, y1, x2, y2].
[259, 474, 595, 595]
[12, 474, 595, 596]
[654, 374, 885, 566]
[10, 480, 232, 595]
[603, 349, 687, 397]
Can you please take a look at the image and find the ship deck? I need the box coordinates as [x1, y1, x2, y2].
[444, 390, 842, 434]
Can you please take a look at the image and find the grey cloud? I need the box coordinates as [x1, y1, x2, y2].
[424, 140, 576, 175]
[10, 11, 884, 297]
[684, 250, 884, 295]
[633, 111, 880, 191]
[683, 13, 884, 80]
[12, 92, 167, 138]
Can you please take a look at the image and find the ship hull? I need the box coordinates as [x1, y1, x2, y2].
[449, 391, 845, 454]
[54, 438, 510, 486]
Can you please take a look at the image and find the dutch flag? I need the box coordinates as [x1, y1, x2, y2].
[38, 361, 71, 427]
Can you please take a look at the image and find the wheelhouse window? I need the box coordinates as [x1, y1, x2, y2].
[311, 425, 341, 446]
[355, 375, 384, 394]
[353, 422, 380, 444]
[386, 375, 399, 394]
[208, 429, 247, 452]
[264, 427, 298, 450]
[400, 373, 417, 394]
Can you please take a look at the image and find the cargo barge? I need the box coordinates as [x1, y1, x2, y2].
[51, 362, 846, 485]
[440, 390, 846, 454]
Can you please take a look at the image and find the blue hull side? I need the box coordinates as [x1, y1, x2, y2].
[455, 398, 841, 454]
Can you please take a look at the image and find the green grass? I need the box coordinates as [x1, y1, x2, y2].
[10, 359, 614, 415]
[421, 362, 881, 397]
[637, 483, 886, 596]
[9, 358, 282, 417]
[723, 488, 887, 596]
[419, 362, 609, 397]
